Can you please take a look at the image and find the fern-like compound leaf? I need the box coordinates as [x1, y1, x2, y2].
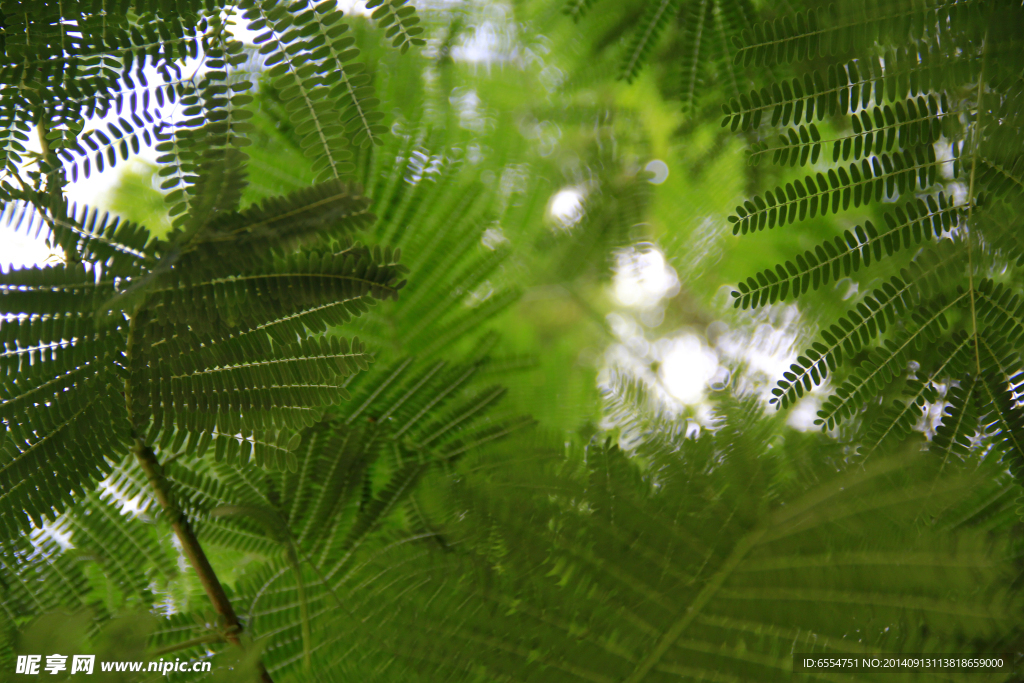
[146, 355, 530, 667]
[763, 241, 963, 411]
[930, 376, 982, 462]
[817, 294, 967, 431]
[0, 176, 402, 538]
[240, 0, 386, 159]
[620, 0, 683, 83]
[564, 0, 603, 21]
[733, 194, 961, 308]
[678, 0, 710, 113]
[734, 0, 989, 68]
[865, 335, 976, 452]
[722, 50, 968, 131]
[366, 0, 427, 54]
[296, 423, 1022, 681]
[729, 147, 943, 234]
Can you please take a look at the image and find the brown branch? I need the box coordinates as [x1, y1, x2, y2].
[134, 441, 275, 683]
[123, 285, 274, 681]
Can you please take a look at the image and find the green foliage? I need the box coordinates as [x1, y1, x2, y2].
[240, 0, 386, 161]
[365, 0, 426, 54]
[121, 352, 530, 671]
[0, 0, 208, 200]
[299, 399, 1023, 682]
[3, 1, 1024, 682]
[0, 178, 404, 538]
[722, 54, 969, 133]
[729, 146, 942, 234]
[620, 0, 684, 83]
[153, 15, 254, 233]
[733, 1, 988, 68]
[563, 0, 755, 111]
[734, 195, 961, 308]
[725, 0, 1024, 463]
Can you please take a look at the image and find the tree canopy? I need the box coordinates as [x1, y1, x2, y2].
[1, 0, 1023, 681]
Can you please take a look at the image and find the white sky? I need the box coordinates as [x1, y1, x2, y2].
[604, 243, 822, 430]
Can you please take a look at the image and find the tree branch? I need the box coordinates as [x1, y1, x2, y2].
[124, 282, 274, 681]
[134, 441, 275, 683]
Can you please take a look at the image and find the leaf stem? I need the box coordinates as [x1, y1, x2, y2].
[126, 314, 274, 682]
[965, 33, 988, 374]
[286, 544, 312, 674]
[134, 441, 275, 683]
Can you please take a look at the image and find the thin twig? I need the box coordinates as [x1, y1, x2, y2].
[126, 314, 274, 683]
[965, 33, 988, 375]
[134, 442, 275, 683]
